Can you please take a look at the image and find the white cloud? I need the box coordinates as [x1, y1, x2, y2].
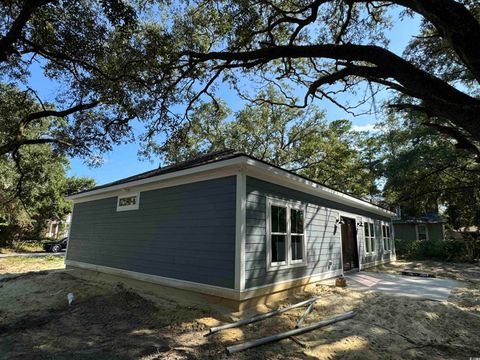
[351, 123, 377, 132]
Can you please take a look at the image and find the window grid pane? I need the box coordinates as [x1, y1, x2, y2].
[364, 225, 370, 253]
[291, 209, 304, 234]
[291, 235, 303, 260]
[271, 234, 286, 263]
[271, 206, 287, 233]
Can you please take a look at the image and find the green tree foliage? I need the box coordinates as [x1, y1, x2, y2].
[372, 114, 480, 228]
[155, 0, 480, 159]
[2, 0, 479, 165]
[0, 153, 95, 243]
[0, 0, 176, 162]
[0, 85, 95, 243]
[160, 88, 377, 197]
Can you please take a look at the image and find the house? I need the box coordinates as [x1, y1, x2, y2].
[45, 214, 71, 239]
[393, 214, 446, 242]
[65, 150, 396, 310]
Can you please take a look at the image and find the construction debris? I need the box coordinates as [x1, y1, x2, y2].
[226, 311, 356, 355]
[335, 277, 347, 287]
[401, 270, 436, 278]
[295, 300, 316, 328]
[67, 292, 74, 305]
[206, 296, 321, 336]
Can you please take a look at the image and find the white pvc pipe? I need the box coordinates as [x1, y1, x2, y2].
[207, 296, 321, 336]
[226, 311, 356, 355]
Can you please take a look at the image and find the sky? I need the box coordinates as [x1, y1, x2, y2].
[27, 9, 421, 186]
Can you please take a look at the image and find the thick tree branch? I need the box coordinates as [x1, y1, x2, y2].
[186, 37, 480, 155]
[0, 101, 100, 156]
[23, 101, 100, 125]
[0, 0, 54, 62]
[392, 0, 480, 83]
[422, 122, 480, 158]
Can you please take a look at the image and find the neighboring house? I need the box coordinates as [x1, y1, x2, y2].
[65, 150, 396, 309]
[45, 214, 72, 239]
[393, 215, 446, 242]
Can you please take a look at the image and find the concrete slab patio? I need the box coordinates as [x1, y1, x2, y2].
[344, 271, 460, 301]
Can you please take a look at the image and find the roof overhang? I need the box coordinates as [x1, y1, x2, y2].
[67, 155, 395, 218]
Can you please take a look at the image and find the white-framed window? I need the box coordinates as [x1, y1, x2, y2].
[416, 224, 428, 241]
[364, 221, 375, 254]
[266, 198, 307, 271]
[382, 223, 392, 251]
[116, 193, 140, 211]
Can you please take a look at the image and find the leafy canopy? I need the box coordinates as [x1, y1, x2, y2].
[1, 0, 479, 163]
[0, 84, 94, 242]
[371, 113, 480, 227]
[160, 87, 377, 198]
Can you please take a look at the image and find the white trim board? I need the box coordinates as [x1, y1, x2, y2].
[66, 155, 394, 218]
[66, 260, 344, 301]
[243, 160, 394, 218]
[68, 164, 241, 204]
[66, 260, 241, 300]
[235, 172, 246, 291]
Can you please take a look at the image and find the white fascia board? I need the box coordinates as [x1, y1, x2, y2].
[66, 155, 394, 217]
[243, 158, 395, 218]
[65, 157, 246, 201]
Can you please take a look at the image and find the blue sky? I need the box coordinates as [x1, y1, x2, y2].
[28, 10, 421, 186]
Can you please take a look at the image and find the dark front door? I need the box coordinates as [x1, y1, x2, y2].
[341, 217, 359, 271]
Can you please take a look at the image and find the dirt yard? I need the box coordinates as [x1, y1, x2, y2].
[0, 259, 479, 360]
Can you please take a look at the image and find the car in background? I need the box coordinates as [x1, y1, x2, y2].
[43, 237, 68, 253]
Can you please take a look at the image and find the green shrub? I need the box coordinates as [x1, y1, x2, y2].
[395, 237, 476, 262]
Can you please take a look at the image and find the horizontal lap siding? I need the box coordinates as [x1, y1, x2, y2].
[245, 176, 392, 289]
[67, 176, 236, 288]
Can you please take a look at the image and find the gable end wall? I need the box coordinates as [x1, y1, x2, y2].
[67, 176, 237, 288]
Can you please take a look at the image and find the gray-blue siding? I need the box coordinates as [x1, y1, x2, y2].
[245, 177, 393, 289]
[67, 176, 236, 288]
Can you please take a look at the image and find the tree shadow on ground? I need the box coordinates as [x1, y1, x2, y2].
[1, 262, 479, 360]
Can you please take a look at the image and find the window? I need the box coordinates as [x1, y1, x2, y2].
[364, 221, 375, 254]
[267, 199, 306, 270]
[417, 224, 428, 241]
[382, 224, 392, 251]
[117, 193, 140, 211]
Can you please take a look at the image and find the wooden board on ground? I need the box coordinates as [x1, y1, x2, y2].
[401, 270, 436, 278]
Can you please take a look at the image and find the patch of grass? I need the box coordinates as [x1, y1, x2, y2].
[0, 256, 65, 275]
[0, 240, 45, 254]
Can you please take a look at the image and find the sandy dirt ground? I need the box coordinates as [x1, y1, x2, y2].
[0, 259, 479, 360]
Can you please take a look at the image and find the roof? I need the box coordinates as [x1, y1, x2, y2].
[69, 149, 395, 217]
[76, 149, 242, 195]
[393, 219, 446, 224]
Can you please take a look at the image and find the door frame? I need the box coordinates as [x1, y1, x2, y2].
[337, 211, 362, 274]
